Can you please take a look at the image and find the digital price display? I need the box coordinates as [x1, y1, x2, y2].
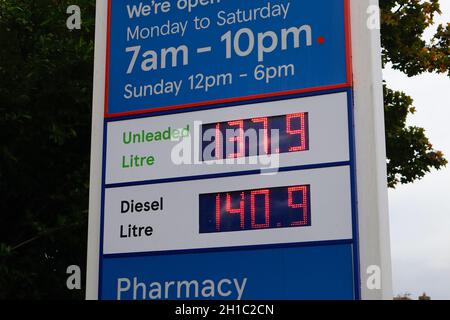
[199, 185, 311, 234]
[201, 112, 309, 161]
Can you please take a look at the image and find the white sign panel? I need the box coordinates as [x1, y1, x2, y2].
[103, 166, 353, 255]
[105, 92, 350, 185]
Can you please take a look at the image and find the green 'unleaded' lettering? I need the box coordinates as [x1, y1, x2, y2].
[123, 125, 190, 145]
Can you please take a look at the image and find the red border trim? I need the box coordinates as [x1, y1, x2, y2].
[344, 0, 353, 85]
[104, 0, 353, 119]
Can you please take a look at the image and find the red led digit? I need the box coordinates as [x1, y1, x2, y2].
[227, 120, 244, 158]
[226, 192, 245, 229]
[215, 123, 221, 160]
[251, 117, 269, 154]
[215, 194, 221, 231]
[286, 113, 307, 152]
[288, 186, 309, 226]
[250, 189, 270, 229]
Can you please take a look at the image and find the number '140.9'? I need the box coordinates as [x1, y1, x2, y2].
[199, 185, 311, 234]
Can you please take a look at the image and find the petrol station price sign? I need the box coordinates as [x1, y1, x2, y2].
[86, 0, 390, 301]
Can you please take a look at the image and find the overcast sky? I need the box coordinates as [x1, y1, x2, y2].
[384, 2, 450, 300]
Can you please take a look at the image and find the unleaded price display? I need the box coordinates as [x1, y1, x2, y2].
[201, 112, 309, 161]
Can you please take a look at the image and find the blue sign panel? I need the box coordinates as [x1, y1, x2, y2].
[106, 0, 350, 115]
[97, 0, 359, 301]
[101, 244, 355, 300]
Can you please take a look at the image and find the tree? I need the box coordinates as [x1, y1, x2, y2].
[394, 292, 413, 300]
[0, 0, 95, 299]
[393, 292, 431, 300]
[381, 0, 449, 187]
[0, 0, 448, 299]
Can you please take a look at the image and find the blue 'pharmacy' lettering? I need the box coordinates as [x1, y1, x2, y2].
[117, 276, 248, 300]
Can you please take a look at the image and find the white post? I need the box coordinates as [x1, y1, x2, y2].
[85, 0, 108, 300]
[350, 0, 393, 300]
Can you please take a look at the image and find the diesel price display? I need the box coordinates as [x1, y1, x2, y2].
[199, 185, 311, 234]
